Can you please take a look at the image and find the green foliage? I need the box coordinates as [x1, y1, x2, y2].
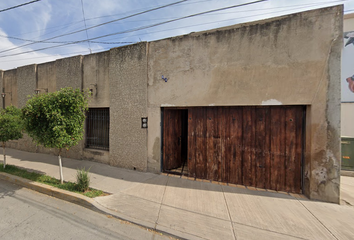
[0, 106, 23, 143]
[0, 164, 104, 198]
[76, 167, 90, 192]
[22, 87, 89, 150]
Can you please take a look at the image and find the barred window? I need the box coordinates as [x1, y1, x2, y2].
[85, 108, 109, 150]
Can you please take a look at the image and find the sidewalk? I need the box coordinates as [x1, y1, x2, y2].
[1, 148, 354, 240]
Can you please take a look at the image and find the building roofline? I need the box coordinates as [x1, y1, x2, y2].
[344, 12, 354, 19]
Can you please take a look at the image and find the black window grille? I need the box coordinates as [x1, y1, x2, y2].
[85, 108, 109, 150]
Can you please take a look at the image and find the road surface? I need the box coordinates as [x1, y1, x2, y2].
[0, 179, 174, 240]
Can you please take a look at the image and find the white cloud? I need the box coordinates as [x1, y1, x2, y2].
[0, 0, 351, 70]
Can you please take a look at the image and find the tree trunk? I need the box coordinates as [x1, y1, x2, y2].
[2, 142, 5, 169]
[58, 149, 64, 184]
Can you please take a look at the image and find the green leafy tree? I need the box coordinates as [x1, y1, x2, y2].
[22, 87, 89, 184]
[0, 106, 23, 168]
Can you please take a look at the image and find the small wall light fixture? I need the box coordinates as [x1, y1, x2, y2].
[1, 92, 11, 98]
[89, 84, 97, 96]
[141, 117, 148, 128]
[161, 75, 168, 82]
[34, 88, 48, 95]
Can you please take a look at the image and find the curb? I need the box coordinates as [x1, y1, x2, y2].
[341, 170, 354, 177]
[0, 172, 188, 240]
[0, 172, 98, 211]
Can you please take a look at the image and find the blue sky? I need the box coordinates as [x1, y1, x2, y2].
[0, 0, 352, 70]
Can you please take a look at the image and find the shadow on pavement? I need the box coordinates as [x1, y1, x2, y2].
[1, 148, 315, 200]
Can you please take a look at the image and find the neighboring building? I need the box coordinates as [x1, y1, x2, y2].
[0, 6, 342, 203]
[342, 13, 354, 171]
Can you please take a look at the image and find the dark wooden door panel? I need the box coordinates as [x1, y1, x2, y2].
[188, 109, 196, 178]
[195, 108, 207, 179]
[206, 107, 221, 181]
[255, 107, 270, 189]
[182, 106, 304, 193]
[242, 107, 256, 187]
[229, 107, 243, 185]
[294, 107, 304, 193]
[163, 109, 182, 171]
[285, 107, 296, 193]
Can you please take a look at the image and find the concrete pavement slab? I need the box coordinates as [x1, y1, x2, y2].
[232, 222, 304, 240]
[163, 177, 230, 220]
[157, 204, 235, 240]
[122, 175, 168, 203]
[341, 176, 354, 206]
[298, 199, 354, 240]
[94, 192, 160, 229]
[222, 184, 335, 240]
[90, 176, 142, 194]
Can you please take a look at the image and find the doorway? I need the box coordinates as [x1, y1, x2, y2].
[162, 108, 188, 176]
[162, 106, 305, 193]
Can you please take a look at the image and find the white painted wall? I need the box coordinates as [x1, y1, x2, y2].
[342, 14, 354, 137]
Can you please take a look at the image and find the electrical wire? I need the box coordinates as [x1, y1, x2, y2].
[0, 0, 267, 58]
[80, 0, 91, 53]
[1, 0, 345, 46]
[0, 0, 41, 13]
[104, 1, 347, 42]
[0, 34, 134, 44]
[0, 0, 344, 49]
[0, 0, 346, 61]
[0, 0, 188, 55]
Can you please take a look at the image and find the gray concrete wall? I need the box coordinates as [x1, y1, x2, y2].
[82, 51, 110, 164]
[147, 6, 342, 202]
[56, 55, 83, 91]
[3, 69, 17, 107]
[17, 64, 36, 108]
[55, 55, 84, 160]
[83, 51, 110, 108]
[14, 64, 38, 152]
[37, 61, 56, 93]
[109, 43, 148, 170]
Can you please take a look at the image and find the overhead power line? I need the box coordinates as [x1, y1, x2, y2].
[2, 0, 345, 46]
[0, 34, 134, 44]
[0, 0, 188, 55]
[80, 0, 91, 53]
[0, 0, 267, 58]
[0, 0, 41, 13]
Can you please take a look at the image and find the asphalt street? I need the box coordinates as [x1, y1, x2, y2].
[0, 179, 174, 240]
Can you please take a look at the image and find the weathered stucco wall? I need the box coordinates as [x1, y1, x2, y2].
[17, 64, 36, 108]
[56, 55, 83, 91]
[13, 64, 38, 152]
[83, 51, 110, 108]
[37, 61, 56, 93]
[55, 56, 84, 160]
[109, 43, 148, 170]
[82, 51, 111, 164]
[147, 6, 342, 202]
[3, 69, 17, 107]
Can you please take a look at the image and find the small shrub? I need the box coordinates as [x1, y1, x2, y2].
[76, 167, 90, 192]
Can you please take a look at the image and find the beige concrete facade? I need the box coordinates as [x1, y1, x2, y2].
[0, 6, 342, 203]
[342, 103, 354, 137]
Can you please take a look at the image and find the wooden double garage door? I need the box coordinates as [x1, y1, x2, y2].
[163, 106, 305, 193]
